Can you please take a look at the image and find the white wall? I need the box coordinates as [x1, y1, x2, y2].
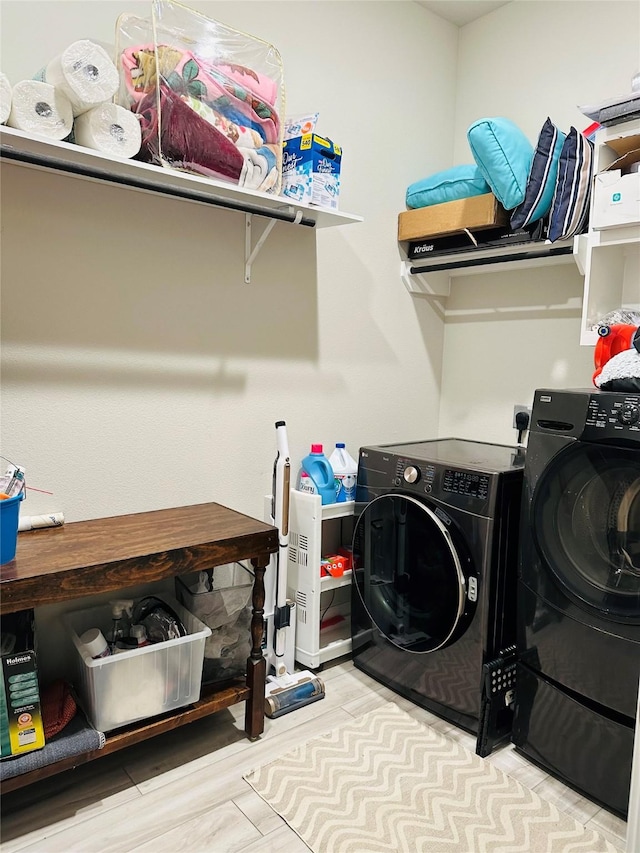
[438, 0, 640, 444]
[2, 1, 637, 520]
[0, 1, 458, 527]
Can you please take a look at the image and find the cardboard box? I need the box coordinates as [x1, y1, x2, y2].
[1, 610, 45, 759]
[282, 134, 342, 209]
[398, 193, 509, 242]
[592, 169, 640, 229]
[592, 136, 640, 230]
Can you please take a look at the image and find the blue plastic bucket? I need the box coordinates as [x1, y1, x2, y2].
[1, 493, 22, 565]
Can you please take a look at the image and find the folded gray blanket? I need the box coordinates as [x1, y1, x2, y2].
[0, 712, 105, 781]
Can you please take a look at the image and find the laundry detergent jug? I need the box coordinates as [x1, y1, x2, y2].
[298, 444, 335, 505]
[329, 443, 357, 502]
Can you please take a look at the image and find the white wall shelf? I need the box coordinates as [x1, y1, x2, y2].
[399, 239, 576, 300]
[0, 126, 363, 231]
[399, 119, 640, 349]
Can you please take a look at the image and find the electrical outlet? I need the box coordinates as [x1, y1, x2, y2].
[513, 405, 532, 430]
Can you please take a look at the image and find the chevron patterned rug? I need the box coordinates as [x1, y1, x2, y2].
[244, 703, 618, 853]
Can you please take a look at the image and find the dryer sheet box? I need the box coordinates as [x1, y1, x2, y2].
[282, 133, 342, 209]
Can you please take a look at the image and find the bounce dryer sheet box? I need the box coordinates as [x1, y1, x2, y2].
[1, 610, 45, 759]
[282, 133, 342, 209]
[398, 193, 508, 242]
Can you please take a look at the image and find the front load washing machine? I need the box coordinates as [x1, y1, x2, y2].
[512, 388, 640, 818]
[351, 438, 524, 756]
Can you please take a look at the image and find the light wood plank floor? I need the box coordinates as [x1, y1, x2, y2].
[0, 659, 628, 853]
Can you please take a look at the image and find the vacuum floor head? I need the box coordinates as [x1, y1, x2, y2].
[264, 671, 325, 719]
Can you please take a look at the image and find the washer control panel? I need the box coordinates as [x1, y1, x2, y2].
[443, 470, 490, 499]
[585, 394, 640, 438]
[387, 456, 491, 508]
[393, 458, 436, 492]
[403, 465, 420, 484]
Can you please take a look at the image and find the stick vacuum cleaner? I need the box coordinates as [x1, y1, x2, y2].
[264, 420, 325, 719]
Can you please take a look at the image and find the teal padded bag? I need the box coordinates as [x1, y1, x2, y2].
[467, 117, 534, 211]
[406, 164, 490, 210]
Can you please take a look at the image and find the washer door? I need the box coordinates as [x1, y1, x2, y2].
[352, 494, 477, 653]
[532, 442, 640, 623]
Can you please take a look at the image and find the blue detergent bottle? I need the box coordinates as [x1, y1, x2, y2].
[298, 444, 335, 505]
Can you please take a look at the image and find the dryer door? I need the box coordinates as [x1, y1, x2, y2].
[352, 494, 477, 653]
[532, 441, 640, 623]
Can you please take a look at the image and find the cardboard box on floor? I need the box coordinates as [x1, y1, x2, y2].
[398, 193, 509, 242]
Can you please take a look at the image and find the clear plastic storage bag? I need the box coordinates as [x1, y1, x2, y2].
[116, 0, 285, 194]
[175, 564, 253, 686]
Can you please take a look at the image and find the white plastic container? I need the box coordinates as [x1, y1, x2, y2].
[328, 443, 358, 502]
[63, 596, 211, 732]
[79, 628, 111, 659]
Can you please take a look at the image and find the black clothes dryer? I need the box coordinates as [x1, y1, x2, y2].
[512, 388, 640, 818]
[351, 438, 525, 756]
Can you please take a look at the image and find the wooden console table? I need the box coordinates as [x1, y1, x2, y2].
[0, 502, 278, 792]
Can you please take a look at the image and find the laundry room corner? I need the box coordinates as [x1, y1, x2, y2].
[437, 0, 639, 444]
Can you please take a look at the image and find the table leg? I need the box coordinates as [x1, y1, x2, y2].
[245, 552, 269, 738]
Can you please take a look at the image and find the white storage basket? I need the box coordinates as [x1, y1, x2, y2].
[63, 596, 211, 732]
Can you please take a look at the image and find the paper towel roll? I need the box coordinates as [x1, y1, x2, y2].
[41, 40, 119, 116]
[73, 103, 141, 158]
[0, 72, 12, 124]
[7, 80, 73, 140]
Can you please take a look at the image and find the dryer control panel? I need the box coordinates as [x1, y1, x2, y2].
[584, 393, 640, 439]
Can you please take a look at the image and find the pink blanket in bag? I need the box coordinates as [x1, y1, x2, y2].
[121, 44, 280, 143]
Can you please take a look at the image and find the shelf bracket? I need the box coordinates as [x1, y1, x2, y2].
[245, 209, 303, 283]
[400, 261, 450, 298]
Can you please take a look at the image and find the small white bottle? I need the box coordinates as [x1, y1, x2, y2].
[107, 600, 133, 650]
[79, 628, 111, 659]
[328, 443, 358, 502]
[130, 624, 150, 647]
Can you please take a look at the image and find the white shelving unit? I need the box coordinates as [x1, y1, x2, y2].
[399, 238, 577, 299]
[398, 119, 640, 347]
[576, 117, 640, 346]
[287, 490, 355, 670]
[0, 127, 363, 281]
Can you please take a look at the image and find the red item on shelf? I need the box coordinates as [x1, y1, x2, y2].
[320, 614, 345, 631]
[41, 679, 77, 739]
[593, 323, 640, 385]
